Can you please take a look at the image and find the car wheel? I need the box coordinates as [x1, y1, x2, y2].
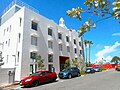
[32, 80, 40, 87]
[68, 74, 72, 79]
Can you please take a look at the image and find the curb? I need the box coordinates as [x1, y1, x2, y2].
[2, 82, 20, 89]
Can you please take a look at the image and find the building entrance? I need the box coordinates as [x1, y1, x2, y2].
[59, 56, 69, 71]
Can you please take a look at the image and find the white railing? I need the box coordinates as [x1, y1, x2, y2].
[0, 0, 39, 17]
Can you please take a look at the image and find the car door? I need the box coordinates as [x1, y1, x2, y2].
[39, 72, 47, 83]
[45, 71, 53, 82]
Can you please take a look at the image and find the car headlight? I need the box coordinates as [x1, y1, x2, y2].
[25, 78, 32, 82]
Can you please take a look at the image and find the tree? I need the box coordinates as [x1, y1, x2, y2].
[64, 59, 71, 69]
[111, 56, 120, 64]
[88, 41, 93, 66]
[35, 54, 44, 70]
[72, 58, 79, 68]
[67, 0, 120, 36]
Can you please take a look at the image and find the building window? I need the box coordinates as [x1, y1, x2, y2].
[31, 36, 37, 46]
[79, 42, 82, 46]
[18, 33, 21, 43]
[48, 28, 52, 36]
[80, 50, 82, 54]
[17, 51, 20, 62]
[31, 21, 38, 30]
[74, 39, 76, 44]
[30, 52, 37, 59]
[4, 29, 6, 36]
[20, 17, 22, 27]
[74, 48, 77, 53]
[48, 54, 53, 62]
[8, 39, 10, 46]
[67, 46, 70, 52]
[9, 25, 11, 32]
[48, 41, 53, 49]
[48, 64, 53, 71]
[6, 55, 9, 63]
[59, 44, 62, 51]
[66, 36, 69, 42]
[58, 33, 62, 39]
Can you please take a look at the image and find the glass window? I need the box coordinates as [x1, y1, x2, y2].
[48, 64, 53, 71]
[30, 52, 37, 59]
[67, 46, 70, 52]
[58, 33, 62, 39]
[79, 42, 82, 46]
[59, 44, 62, 51]
[48, 28, 52, 36]
[31, 36, 37, 46]
[74, 39, 76, 44]
[48, 54, 53, 62]
[80, 50, 82, 54]
[48, 41, 53, 49]
[31, 21, 38, 30]
[18, 33, 21, 43]
[74, 48, 77, 53]
[20, 18, 22, 27]
[66, 36, 69, 42]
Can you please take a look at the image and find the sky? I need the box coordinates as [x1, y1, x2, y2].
[0, 0, 120, 63]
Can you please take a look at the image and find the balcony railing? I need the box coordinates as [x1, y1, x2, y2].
[0, 0, 39, 17]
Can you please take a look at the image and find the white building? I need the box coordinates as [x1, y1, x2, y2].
[0, 0, 84, 81]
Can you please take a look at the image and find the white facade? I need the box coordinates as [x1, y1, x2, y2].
[0, 1, 84, 81]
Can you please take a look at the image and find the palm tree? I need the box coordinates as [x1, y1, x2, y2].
[84, 40, 88, 65]
[88, 41, 93, 66]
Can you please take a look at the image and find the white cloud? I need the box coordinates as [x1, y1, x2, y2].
[94, 41, 120, 63]
[112, 33, 120, 36]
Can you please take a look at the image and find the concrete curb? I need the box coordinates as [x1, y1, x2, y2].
[1, 82, 20, 89]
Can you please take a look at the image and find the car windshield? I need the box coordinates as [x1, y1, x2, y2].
[62, 68, 70, 72]
[30, 72, 40, 76]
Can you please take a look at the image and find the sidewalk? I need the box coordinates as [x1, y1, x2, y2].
[0, 82, 20, 89]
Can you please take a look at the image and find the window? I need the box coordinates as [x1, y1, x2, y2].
[20, 17, 22, 27]
[79, 42, 82, 46]
[8, 39, 10, 46]
[67, 46, 70, 52]
[17, 51, 20, 62]
[74, 48, 77, 53]
[74, 39, 76, 44]
[31, 36, 37, 46]
[31, 21, 38, 30]
[48, 28, 52, 36]
[58, 33, 62, 39]
[48, 54, 53, 62]
[59, 44, 62, 51]
[18, 33, 21, 43]
[48, 64, 53, 71]
[6, 55, 9, 63]
[4, 29, 6, 36]
[80, 50, 82, 54]
[9, 25, 11, 32]
[48, 41, 53, 49]
[30, 52, 37, 59]
[66, 36, 69, 42]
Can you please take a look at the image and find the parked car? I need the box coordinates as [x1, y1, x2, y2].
[58, 67, 80, 79]
[94, 66, 102, 72]
[20, 70, 57, 87]
[85, 67, 95, 74]
[115, 66, 120, 71]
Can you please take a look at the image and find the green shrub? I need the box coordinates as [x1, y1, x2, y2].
[80, 70, 86, 75]
[102, 68, 107, 71]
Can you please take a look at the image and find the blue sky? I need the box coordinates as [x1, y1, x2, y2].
[0, 0, 120, 63]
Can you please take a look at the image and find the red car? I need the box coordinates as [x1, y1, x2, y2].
[20, 70, 57, 87]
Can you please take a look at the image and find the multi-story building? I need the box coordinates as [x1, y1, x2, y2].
[0, 0, 84, 81]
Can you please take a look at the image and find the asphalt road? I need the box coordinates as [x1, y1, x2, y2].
[6, 69, 120, 90]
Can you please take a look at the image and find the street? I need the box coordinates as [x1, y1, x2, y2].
[5, 69, 120, 90]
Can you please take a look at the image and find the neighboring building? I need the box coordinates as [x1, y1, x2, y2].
[0, 0, 84, 81]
